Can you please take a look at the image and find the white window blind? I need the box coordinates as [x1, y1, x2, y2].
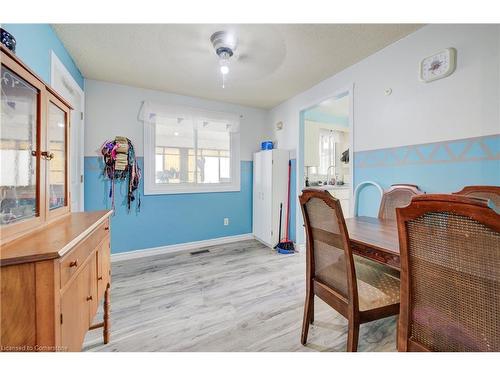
[140, 102, 240, 195]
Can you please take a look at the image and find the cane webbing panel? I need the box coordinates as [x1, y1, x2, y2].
[355, 256, 400, 311]
[380, 189, 418, 220]
[305, 197, 349, 298]
[406, 211, 500, 352]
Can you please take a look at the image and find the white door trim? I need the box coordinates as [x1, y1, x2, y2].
[50, 51, 84, 98]
[297, 83, 355, 245]
[50, 51, 85, 212]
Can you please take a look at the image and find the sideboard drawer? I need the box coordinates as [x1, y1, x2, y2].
[60, 220, 109, 288]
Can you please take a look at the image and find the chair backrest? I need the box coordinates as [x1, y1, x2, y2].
[453, 185, 500, 208]
[299, 189, 358, 307]
[396, 194, 500, 352]
[379, 184, 424, 220]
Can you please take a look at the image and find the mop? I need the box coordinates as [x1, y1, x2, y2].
[276, 160, 295, 254]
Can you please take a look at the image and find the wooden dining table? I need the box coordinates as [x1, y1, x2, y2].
[344, 216, 401, 270]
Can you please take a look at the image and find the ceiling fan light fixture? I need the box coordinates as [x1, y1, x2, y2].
[210, 31, 237, 88]
[216, 47, 233, 59]
[210, 31, 237, 53]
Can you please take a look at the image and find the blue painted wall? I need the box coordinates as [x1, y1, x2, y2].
[2, 24, 84, 89]
[354, 134, 500, 217]
[294, 134, 499, 243]
[85, 158, 253, 253]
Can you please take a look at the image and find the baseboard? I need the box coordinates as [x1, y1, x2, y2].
[111, 233, 255, 262]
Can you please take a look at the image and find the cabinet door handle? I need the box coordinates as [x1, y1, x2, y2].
[69, 260, 78, 268]
[86, 296, 93, 301]
[97, 276, 103, 281]
[41, 151, 55, 160]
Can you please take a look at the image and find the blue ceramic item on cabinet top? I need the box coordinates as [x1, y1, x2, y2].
[0, 28, 16, 53]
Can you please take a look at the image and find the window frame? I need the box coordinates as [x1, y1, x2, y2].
[143, 111, 241, 195]
[45, 92, 71, 221]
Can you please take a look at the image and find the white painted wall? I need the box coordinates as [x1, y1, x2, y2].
[85, 79, 272, 160]
[268, 24, 500, 245]
[270, 24, 500, 153]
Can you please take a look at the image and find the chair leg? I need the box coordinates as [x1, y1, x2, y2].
[346, 319, 360, 352]
[301, 291, 313, 345]
[309, 295, 314, 325]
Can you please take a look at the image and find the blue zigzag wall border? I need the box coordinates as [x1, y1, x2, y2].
[353, 134, 500, 218]
[355, 134, 499, 169]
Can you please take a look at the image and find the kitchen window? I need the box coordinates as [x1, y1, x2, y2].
[141, 102, 240, 194]
[318, 128, 337, 176]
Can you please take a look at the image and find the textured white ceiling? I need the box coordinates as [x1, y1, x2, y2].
[52, 24, 422, 109]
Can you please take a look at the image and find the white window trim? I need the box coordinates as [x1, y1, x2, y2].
[143, 111, 241, 195]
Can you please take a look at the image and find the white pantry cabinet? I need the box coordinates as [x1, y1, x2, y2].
[253, 149, 290, 247]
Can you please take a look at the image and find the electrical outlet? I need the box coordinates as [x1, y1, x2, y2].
[224, 218, 229, 226]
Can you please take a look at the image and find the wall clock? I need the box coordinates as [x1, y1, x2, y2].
[420, 48, 456, 82]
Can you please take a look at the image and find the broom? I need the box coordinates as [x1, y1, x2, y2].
[276, 160, 295, 254]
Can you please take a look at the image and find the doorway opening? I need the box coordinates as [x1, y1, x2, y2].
[297, 86, 354, 245]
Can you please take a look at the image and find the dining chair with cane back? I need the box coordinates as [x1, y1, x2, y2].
[378, 184, 424, 220]
[299, 189, 400, 351]
[452, 185, 500, 208]
[396, 194, 500, 352]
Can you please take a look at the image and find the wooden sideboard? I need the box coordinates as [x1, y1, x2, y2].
[1, 41, 112, 352]
[0, 210, 112, 351]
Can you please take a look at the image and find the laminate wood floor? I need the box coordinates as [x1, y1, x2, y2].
[83, 239, 397, 352]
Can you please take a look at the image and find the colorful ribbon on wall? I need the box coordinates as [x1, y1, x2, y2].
[100, 137, 141, 213]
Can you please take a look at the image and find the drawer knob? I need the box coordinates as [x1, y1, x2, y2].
[104, 226, 109, 231]
[86, 296, 93, 301]
[69, 260, 78, 268]
[97, 276, 103, 281]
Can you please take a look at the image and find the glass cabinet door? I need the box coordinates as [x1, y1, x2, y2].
[47, 96, 69, 215]
[0, 65, 40, 227]
[1, 48, 72, 243]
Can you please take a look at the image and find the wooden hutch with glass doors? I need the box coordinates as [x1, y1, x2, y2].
[0, 44, 112, 351]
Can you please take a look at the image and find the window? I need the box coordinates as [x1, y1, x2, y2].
[141, 102, 240, 194]
[318, 128, 336, 175]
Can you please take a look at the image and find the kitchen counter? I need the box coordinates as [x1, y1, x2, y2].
[306, 184, 350, 190]
[303, 185, 352, 218]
